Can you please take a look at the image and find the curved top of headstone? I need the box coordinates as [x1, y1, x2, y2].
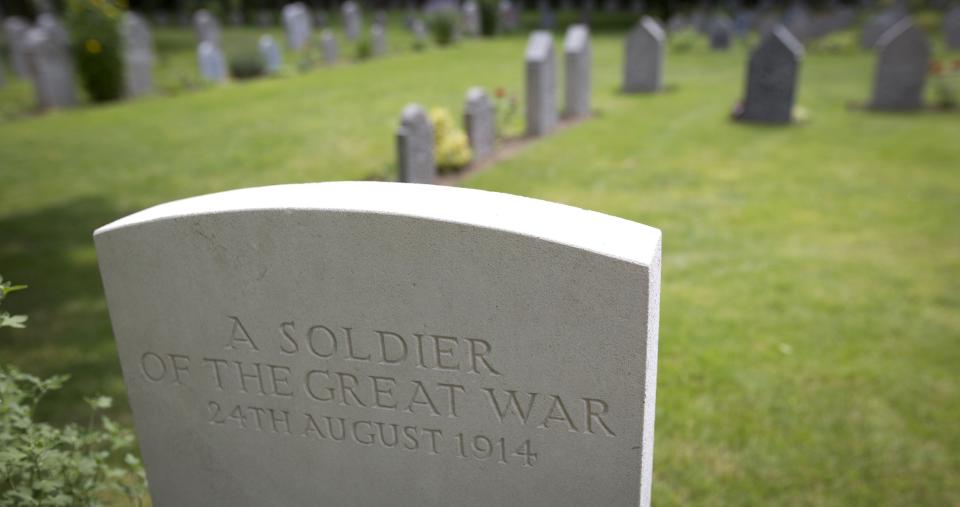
[96, 182, 661, 266]
[763, 24, 804, 59]
[194, 8, 213, 22]
[636, 15, 665, 41]
[258, 33, 275, 47]
[525, 30, 554, 61]
[24, 26, 53, 51]
[121, 12, 153, 50]
[465, 86, 489, 105]
[876, 17, 927, 52]
[4, 15, 29, 32]
[564, 24, 589, 52]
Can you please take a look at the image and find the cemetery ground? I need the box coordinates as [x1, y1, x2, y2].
[1, 24, 958, 506]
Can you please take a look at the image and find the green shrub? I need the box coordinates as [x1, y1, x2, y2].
[66, 0, 124, 102]
[354, 37, 373, 61]
[427, 11, 457, 47]
[0, 278, 147, 506]
[479, 0, 497, 37]
[228, 52, 266, 80]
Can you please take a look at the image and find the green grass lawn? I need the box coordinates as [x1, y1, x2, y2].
[0, 22, 958, 506]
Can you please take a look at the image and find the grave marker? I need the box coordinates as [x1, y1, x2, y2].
[94, 181, 662, 507]
[623, 16, 664, 93]
[564, 24, 590, 119]
[193, 9, 221, 44]
[739, 25, 804, 124]
[197, 40, 227, 82]
[396, 104, 435, 183]
[464, 87, 496, 162]
[2, 17, 30, 77]
[259, 35, 282, 74]
[868, 18, 929, 111]
[24, 26, 75, 109]
[121, 12, 155, 97]
[525, 30, 556, 137]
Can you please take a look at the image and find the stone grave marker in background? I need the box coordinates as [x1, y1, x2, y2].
[411, 18, 428, 45]
[783, 1, 811, 41]
[121, 12, 155, 98]
[396, 104, 435, 183]
[709, 14, 733, 50]
[197, 41, 227, 82]
[24, 26, 75, 109]
[371, 24, 387, 55]
[3, 16, 30, 77]
[342, 0, 363, 40]
[498, 0, 518, 32]
[945, 6, 960, 50]
[283, 2, 313, 50]
[193, 9, 221, 45]
[860, 6, 906, 49]
[868, 18, 929, 111]
[94, 181, 662, 507]
[739, 25, 803, 124]
[623, 16, 664, 93]
[259, 35, 282, 74]
[538, 0, 556, 29]
[525, 30, 556, 137]
[321, 29, 338, 63]
[564, 24, 590, 119]
[667, 13, 688, 33]
[462, 0, 480, 36]
[464, 87, 496, 162]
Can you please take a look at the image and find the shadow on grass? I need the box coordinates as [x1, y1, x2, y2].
[0, 197, 137, 424]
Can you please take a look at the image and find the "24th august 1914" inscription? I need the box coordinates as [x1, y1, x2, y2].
[135, 316, 618, 468]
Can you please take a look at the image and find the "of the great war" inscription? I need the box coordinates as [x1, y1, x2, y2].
[95, 182, 661, 507]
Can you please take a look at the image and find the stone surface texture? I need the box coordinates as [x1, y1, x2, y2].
[623, 16, 664, 93]
[740, 25, 804, 124]
[563, 24, 591, 118]
[525, 30, 556, 137]
[868, 18, 929, 111]
[464, 86, 496, 162]
[94, 181, 662, 507]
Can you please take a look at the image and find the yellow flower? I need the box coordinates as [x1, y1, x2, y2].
[85, 38, 102, 54]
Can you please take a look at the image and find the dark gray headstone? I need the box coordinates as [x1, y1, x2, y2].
[709, 14, 733, 50]
[464, 87, 496, 162]
[24, 26, 76, 109]
[197, 40, 227, 82]
[945, 6, 960, 50]
[3, 16, 30, 78]
[868, 18, 930, 111]
[860, 7, 906, 49]
[623, 16, 664, 93]
[396, 104, 436, 183]
[564, 24, 590, 119]
[739, 25, 804, 124]
[525, 31, 556, 137]
[259, 34, 282, 74]
[121, 12, 155, 98]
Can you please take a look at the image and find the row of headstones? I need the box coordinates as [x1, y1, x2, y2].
[863, 3, 960, 50]
[2, 12, 155, 108]
[396, 24, 592, 184]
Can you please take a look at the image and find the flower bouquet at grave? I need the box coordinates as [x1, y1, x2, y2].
[929, 59, 960, 110]
[493, 87, 520, 138]
[429, 107, 472, 172]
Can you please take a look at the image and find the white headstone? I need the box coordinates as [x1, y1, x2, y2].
[463, 87, 496, 162]
[321, 29, 339, 63]
[3, 16, 30, 77]
[197, 40, 227, 82]
[283, 2, 313, 50]
[525, 30, 556, 137]
[121, 12, 155, 98]
[193, 9, 221, 44]
[93, 181, 662, 507]
[563, 24, 590, 119]
[342, 0, 363, 40]
[868, 18, 930, 111]
[623, 16, 664, 93]
[371, 24, 387, 55]
[259, 34, 282, 74]
[396, 104, 435, 183]
[462, 0, 480, 36]
[24, 26, 75, 109]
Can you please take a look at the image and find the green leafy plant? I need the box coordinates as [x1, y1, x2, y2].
[354, 37, 373, 61]
[0, 278, 148, 506]
[66, 0, 125, 102]
[930, 59, 959, 110]
[479, 0, 497, 36]
[427, 11, 458, 47]
[228, 52, 266, 80]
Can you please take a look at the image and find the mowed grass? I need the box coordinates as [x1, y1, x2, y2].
[1, 24, 958, 506]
